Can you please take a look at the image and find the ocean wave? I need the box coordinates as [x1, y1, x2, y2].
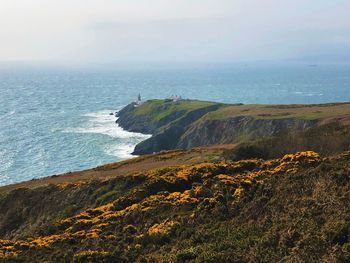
[0, 110, 16, 121]
[63, 110, 150, 139]
[104, 143, 138, 159]
[63, 122, 149, 139]
[82, 112, 115, 121]
[62, 110, 151, 159]
[292, 91, 323, 97]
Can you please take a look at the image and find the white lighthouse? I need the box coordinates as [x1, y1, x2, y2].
[134, 93, 143, 107]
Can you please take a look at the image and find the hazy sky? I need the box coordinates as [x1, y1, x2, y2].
[0, 0, 349, 65]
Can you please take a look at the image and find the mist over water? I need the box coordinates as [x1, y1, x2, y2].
[0, 63, 350, 186]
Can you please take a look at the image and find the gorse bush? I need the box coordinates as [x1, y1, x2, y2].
[0, 150, 350, 262]
[176, 247, 198, 262]
[223, 144, 267, 161]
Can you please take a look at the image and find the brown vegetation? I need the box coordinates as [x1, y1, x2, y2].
[1, 150, 349, 262]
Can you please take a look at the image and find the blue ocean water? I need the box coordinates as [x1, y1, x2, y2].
[0, 63, 350, 186]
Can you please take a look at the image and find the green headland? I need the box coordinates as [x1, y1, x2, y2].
[117, 99, 350, 156]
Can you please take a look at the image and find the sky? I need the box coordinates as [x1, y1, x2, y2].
[0, 0, 349, 65]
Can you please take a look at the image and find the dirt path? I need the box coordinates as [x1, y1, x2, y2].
[0, 145, 235, 194]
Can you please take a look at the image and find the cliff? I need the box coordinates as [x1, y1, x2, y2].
[178, 116, 318, 148]
[117, 100, 350, 155]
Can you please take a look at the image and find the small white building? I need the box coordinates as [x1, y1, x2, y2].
[170, 95, 183, 102]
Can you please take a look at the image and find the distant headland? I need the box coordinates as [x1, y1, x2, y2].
[116, 98, 350, 156]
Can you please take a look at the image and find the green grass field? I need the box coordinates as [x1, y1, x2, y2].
[202, 102, 350, 121]
[133, 99, 220, 121]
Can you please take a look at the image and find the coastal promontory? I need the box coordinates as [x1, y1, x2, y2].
[117, 99, 350, 156]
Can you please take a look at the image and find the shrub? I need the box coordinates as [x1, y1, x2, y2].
[224, 144, 267, 161]
[123, 224, 137, 234]
[73, 250, 116, 263]
[324, 221, 349, 245]
[176, 247, 198, 262]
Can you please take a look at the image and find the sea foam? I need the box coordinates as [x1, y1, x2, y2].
[63, 110, 150, 159]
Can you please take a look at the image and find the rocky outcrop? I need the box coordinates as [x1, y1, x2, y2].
[133, 104, 222, 154]
[116, 103, 160, 134]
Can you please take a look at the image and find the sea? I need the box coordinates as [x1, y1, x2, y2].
[1, 63, 350, 186]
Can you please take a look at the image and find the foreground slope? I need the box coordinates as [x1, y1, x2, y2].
[1, 150, 350, 262]
[0, 146, 230, 239]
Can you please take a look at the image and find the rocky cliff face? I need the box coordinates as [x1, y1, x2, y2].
[177, 116, 319, 149]
[116, 100, 225, 154]
[132, 104, 223, 154]
[116, 103, 154, 133]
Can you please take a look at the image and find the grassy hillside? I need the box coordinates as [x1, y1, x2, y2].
[1, 149, 350, 262]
